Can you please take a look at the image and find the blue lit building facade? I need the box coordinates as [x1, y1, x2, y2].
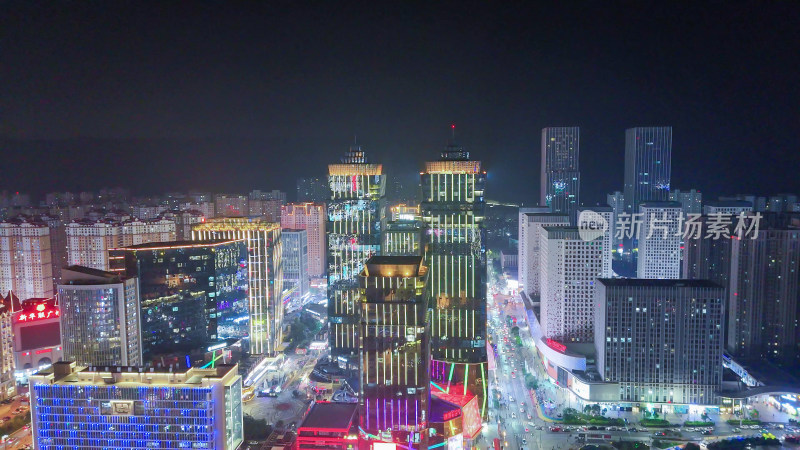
[109, 240, 249, 361]
[421, 141, 489, 418]
[31, 362, 243, 449]
[327, 146, 386, 371]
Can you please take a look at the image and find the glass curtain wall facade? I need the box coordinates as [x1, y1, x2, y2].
[421, 142, 489, 418]
[109, 240, 249, 360]
[192, 218, 283, 356]
[623, 127, 673, 214]
[327, 146, 386, 370]
[359, 256, 430, 449]
[58, 266, 142, 366]
[540, 127, 580, 220]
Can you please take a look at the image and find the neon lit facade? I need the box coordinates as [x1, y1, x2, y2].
[13, 297, 63, 379]
[31, 362, 243, 450]
[327, 146, 386, 369]
[192, 219, 284, 356]
[109, 240, 249, 360]
[359, 256, 429, 449]
[421, 140, 488, 418]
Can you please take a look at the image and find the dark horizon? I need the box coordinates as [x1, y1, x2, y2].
[2, 2, 799, 204]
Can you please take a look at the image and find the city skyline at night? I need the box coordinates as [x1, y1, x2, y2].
[3, 2, 800, 449]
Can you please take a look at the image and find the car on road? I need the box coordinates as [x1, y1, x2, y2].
[653, 432, 666, 436]
[521, 439, 527, 445]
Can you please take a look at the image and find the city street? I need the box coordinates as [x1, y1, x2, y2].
[243, 354, 317, 429]
[482, 287, 800, 450]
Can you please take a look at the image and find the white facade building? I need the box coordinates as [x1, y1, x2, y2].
[702, 200, 753, 216]
[539, 227, 604, 342]
[518, 212, 568, 296]
[637, 202, 682, 279]
[66, 219, 176, 271]
[0, 219, 53, 300]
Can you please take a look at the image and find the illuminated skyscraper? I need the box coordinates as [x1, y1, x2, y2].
[540, 127, 580, 219]
[383, 204, 422, 256]
[109, 240, 248, 360]
[192, 218, 283, 356]
[623, 127, 672, 214]
[637, 202, 682, 279]
[58, 266, 142, 366]
[327, 146, 386, 370]
[359, 256, 429, 449]
[539, 227, 604, 342]
[421, 134, 488, 418]
[281, 203, 326, 278]
[518, 212, 569, 296]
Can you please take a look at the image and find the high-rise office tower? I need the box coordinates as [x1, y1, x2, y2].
[540, 227, 604, 342]
[518, 212, 569, 296]
[282, 228, 309, 310]
[540, 127, 580, 219]
[383, 204, 422, 256]
[669, 188, 703, 215]
[359, 256, 429, 449]
[281, 203, 326, 278]
[58, 266, 142, 366]
[728, 228, 800, 362]
[421, 136, 488, 417]
[31, 362, 243, 450]
[595, 279, 724, 405]
[637, 202, 682, 279]
[607, 191, 625, 250]
[109, 240, 248, 360]
[327, 146, 386, 370]
[192, 218, 283, 356]
[624, 127, 672, 215]
[0, 218, 53, 300]
[297, 177, 331, 203]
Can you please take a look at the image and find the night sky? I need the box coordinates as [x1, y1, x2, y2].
[2, 1, 799, 204]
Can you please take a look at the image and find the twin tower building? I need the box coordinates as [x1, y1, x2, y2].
[327, 139, 488, 446]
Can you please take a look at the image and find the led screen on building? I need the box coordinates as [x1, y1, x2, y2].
[20, 323, 60, 351]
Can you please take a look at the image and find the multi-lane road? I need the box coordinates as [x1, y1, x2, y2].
[485, 290, 800, 450]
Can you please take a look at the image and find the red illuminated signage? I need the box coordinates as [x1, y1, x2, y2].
[443, 409, 461, 421]
[546, 338, 567, 353]
[16, 303, 60, 323]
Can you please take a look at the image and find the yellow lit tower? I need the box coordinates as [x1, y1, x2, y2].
[421, 126, 489, 418]
[192, 218, 283, 356]
[327, 145, 386, 371]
